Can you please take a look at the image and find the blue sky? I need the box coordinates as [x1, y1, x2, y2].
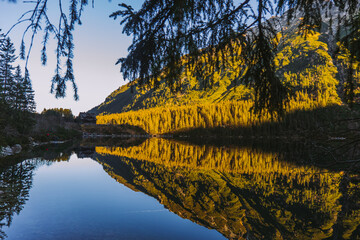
[0, 0, 143, 115]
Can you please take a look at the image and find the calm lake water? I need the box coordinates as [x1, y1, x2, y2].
[1, 138, 359, 239]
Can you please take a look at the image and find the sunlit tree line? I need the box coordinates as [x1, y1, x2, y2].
[96, 29, 359, 134]
[97, 98, 342, 135]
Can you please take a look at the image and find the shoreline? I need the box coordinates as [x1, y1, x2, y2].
[0, 140, 72, 159]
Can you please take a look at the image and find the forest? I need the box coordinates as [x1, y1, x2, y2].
[0, 31, 81, 148]
[0, 33, 36, 146]
[96, 27, 360, 135]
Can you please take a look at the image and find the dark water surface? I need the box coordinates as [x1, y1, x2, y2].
[1, 138, 360, 239]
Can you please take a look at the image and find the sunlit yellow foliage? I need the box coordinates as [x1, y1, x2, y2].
[95, 138, 339, 188]
[97, 98, 338, 134]
[93, 27, 345, 117]
[94, 138, 347, 239]
[96, 30, 350, 135]
[275, 31, 340, 102]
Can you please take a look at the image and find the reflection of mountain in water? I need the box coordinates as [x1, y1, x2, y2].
[95, 138, 360, 239]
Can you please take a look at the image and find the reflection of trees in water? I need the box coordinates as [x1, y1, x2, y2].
[0, 158, 54, 239]
[95, 138, 334, 184]
[95, 138, 360, 239]
[0, 159, 38, 239]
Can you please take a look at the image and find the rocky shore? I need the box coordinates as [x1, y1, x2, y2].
[0, 144, 22, 157]
[0, 139, 68, 158]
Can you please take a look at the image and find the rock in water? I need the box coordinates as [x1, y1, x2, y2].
[12, 144, 22, 154]
[0, 146, 13, 157]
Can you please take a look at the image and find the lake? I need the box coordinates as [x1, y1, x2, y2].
[1, 137, 359, 239]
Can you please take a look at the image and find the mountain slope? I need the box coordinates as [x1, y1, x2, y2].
[89, 15, 358, 116]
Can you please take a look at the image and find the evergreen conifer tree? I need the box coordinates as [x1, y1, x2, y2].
[0, 31, 5, 100]
[0, 37, 17, 104]
[23, 69, 36, 112]
[13, 65, 27, 110]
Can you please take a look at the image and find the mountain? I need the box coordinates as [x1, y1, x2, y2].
[89, 13, 358, 116]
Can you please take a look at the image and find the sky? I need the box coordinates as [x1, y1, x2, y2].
[0, 0, 143, 115]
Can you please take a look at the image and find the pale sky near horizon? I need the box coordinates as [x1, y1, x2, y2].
[0, 0, 143, 115]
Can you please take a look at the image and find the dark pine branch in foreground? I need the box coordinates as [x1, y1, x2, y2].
[4, 0, 360, 115]
[4, 0, 95, 100]
[112, 0, 360, 116]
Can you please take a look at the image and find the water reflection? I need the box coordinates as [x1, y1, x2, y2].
[0, 138, 359, 239]
[94, 138, 360, 239]
[0, 148, 72, 239]
[0, 159, 41, 239]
